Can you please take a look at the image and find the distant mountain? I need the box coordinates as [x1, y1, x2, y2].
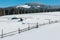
[15, 2, 52, 9]
[25, 2, 49, 7]
[0, 2, 60, 16]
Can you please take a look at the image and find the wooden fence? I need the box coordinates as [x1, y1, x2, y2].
[0, 20, 60, 38]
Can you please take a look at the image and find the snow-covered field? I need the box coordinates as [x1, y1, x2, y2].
[0, 12, 60, 40]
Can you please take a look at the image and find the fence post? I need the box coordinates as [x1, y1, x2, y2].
[36, 22, 39, 28]
[28, 27, 30, 30]
[28, 23, 30, 30]
[49, 20, 51, 24]
[1, 29, 3, 38]
[18, 28, 20, 34]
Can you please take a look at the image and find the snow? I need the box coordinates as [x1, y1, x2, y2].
[16, 5, 31, 8]
[37, 6, 40, 7]
[0, 12, 60, 40]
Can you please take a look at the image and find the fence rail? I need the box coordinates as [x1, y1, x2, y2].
[0, 20, 60, 38]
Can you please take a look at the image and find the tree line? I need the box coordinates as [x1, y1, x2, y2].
[0, 8, 60, 16]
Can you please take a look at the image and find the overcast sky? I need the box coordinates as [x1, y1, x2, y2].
[0, 0, 60, 8]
